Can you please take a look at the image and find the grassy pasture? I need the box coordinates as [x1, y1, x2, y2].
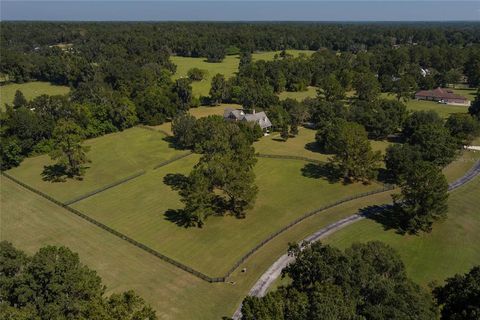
[381, 87, 476, 119]
[171, 55, 239, 97]
[7, 127, 187, 202]
[0, 169, 394, 320]
[324, 175, 480, 285]
[254, 127, 392, 162]
[171, 50, 315, 97]
[278, 86, 318, 101]
[72, 155, 382, 276]
[0, 81, 70, 110]
[252, 50, 316, 62]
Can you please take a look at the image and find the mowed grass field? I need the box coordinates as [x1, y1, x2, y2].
[382, 88, 476, 119]
[0, 81, 70, 110]
[7, 127, 188, 202]
[171, 50, 316, 97]
[278, 86, 318, 101]
[171, 55, 240, 97]
[72, 154, 383, 276]
[324, 175, 480, 285]
[0, 170, 395, 320]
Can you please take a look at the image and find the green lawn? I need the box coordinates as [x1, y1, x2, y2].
[381, 88, 476, 119]
[72, 155, 382, 276]
[7, 127, 188, 202]
[0, 169, 394, 320]
[324, 175, 480, 286]
[254, 126, 392, 162]
[278, 86, 318, 101]
[171, 50, 316, 97]
[252, 50, 316, 62]
[171, 55, 239, 97]
[0, 81, 70, 110]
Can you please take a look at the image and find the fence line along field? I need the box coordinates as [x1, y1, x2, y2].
[0, 81, 70, 110]
[324, 175, 480, 285]
[7, 127, 188, 202]
[71, 154, 383, 276]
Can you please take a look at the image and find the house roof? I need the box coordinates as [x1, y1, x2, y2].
[223, 109, 272, 129]
[243, 111, 273, 129]
[415, 87, 467, 101]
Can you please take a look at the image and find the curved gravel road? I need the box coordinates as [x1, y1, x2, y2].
[232, 159, 480, 320]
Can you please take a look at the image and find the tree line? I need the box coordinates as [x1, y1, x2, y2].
[0, 241, 157, 320]
[240, 241, 480, 320]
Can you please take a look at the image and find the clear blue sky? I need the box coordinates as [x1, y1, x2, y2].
[1, 1, 479, 21]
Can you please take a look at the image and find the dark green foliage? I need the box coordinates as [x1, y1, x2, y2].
[0, 241, 156, 320]
[403, 110, 443, 140]
[385, 144, 423, 184]
[392, 161, 449, 234]
[315, 117, 346, 153]
[0, 136, 24, 170]
[327, 120, 382, 182]
[242, 241, 438, 320]
[318, 74, 345, 102]
[12, 90, 27, 109]
[209, 73, 229, 105]
[445, 113, 480, 146]
[280, 123, 289, 141]
[408, 122, 457, 167]
[434, 266, 480, 320]
[187, 67, 207, 81]
[354, 71, 381, 101]
[266, 105, 290, 131]
[171, 113, 197, 149]
[173, 78, 193, 112]
[469, 90, 480, 120]
[393, 75, 418, 102]
[135, 85, 177, 125]
[351, 99, 408, 139]
[48, 119, 90, 179]
[205, 45, 226, 63]
[170, 116, 258, 227]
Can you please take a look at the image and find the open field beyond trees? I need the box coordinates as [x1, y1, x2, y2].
[171, 50, 316, 97]
[0, 81, 70, 110]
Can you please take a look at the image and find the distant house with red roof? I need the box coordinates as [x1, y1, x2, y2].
[414, 87, 470, 106]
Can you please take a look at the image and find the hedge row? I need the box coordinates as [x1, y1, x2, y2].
[64, 170, 146, 205]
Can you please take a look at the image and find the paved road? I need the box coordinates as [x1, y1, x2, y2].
[232, 159, 480, 320]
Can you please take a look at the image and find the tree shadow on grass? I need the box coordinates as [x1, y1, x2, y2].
[41, 164, 68, 182]
[360, 204, 407, 235]
[163, 173, 189, 191]
[304, 142, 324, 154]
[164, 209, 198, 228]
[301, 162, 343, 184]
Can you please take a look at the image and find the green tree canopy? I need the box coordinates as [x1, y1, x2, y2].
[392, 161, 449, 234]
[241, 241, 438, 320]
[0, 241, 156, 320]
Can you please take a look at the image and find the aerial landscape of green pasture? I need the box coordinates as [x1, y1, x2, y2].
[1, 16, 480, 320]
[0, 81, 70, 109]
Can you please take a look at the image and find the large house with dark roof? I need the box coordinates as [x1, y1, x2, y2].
[223, 108, 272, 132]
[414, 87, 470, 106]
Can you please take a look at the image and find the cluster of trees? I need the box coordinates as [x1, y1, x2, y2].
[0, 241, 157, 320]
[2, 22, 480, 74]
[241, 241, 480, 320]
[169, 115, 260, 227]
[0, 63, 197, 171]
[241, 241, 439, 319]
[384, 108, 479, 233]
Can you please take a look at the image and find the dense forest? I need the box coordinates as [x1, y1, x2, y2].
[1, 22, 479, 181]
